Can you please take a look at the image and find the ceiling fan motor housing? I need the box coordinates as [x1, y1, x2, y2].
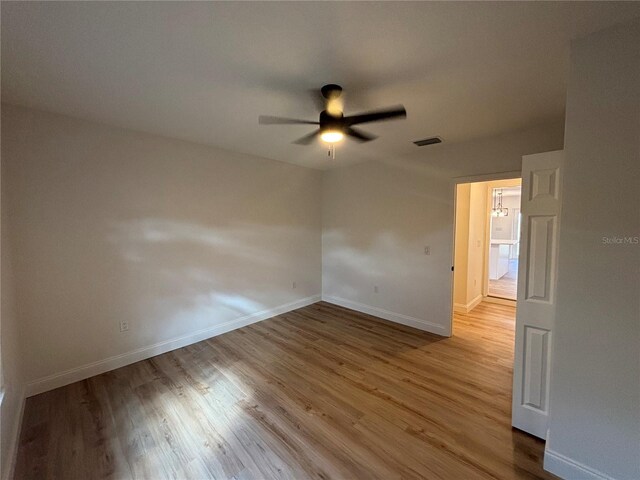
[319, 110, 344, 132]
[321, 84, 343, 100]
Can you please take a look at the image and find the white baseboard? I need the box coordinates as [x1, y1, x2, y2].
[544, 448, 615, 480]
[453, 294, 483, 314]
[322, 295, 448, 336]
[25, 295, 321, 397]
[1, 385, 26, 480]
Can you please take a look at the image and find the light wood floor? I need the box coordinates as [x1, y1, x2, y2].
[489, 259, 518, 300]
[15, 302, 553, 480]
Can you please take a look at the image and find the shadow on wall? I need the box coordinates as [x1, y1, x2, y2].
[321, 160, 454, 327]
[322, 230, 438, 300]
[107, 218, 315, 340]
[17, 215, 319, 383]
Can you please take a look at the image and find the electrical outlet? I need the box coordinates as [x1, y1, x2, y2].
[424, 246, 431, 255]
[119, 320, 129, 332]
[292, 281, 297, 289]
[374, 285, 379, 293]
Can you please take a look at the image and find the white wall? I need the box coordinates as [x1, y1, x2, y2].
[466, 183, 487, 304]
[1, 129, 25, 480]
[545, 19, 640, 480]
[453, 182, 487, 311]
[1, 104, 322, 394]
[322, 121, 564, 336]
[453, 184, 471, 307]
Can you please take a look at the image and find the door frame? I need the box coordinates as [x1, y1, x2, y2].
[449, 169, 521, 334]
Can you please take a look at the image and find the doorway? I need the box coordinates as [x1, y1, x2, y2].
[449, 151, 563, 441]
[452, 176, 522, 314]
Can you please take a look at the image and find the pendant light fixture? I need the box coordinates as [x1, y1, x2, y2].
[491, 188, 509, 217]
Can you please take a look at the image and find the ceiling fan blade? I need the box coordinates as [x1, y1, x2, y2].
[344, 105, 407, 126]
[259, 115, 319, 125]
[292, 130, 320, 145]
[345, 127, 378, 143]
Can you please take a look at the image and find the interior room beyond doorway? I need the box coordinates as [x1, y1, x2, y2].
[488, 185, 522, 300]
[453, 178, 522, 315]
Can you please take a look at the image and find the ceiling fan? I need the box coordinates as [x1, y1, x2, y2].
[258, 84, 406, 146]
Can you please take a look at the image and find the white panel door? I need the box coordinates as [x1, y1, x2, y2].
[512, 150, 564, 439]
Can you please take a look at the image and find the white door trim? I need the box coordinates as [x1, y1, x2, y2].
[452, 170, 522, 184]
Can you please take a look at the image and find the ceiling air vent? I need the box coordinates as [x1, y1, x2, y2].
[413, 136, 442, 147]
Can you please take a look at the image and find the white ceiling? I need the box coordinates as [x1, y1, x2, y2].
[2, 2, 639, 169]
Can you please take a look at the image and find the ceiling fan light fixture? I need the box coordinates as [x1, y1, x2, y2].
[258, 84, 406, 149]
[320, 130, 344, 143]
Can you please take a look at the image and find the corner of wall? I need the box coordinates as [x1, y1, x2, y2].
[322, 294, 450, 337]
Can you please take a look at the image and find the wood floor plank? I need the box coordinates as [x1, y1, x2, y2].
[14, 301, 554, 479]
